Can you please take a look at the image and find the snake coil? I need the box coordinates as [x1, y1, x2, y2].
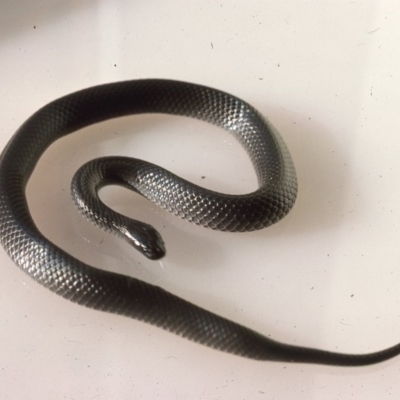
[1, 80, 399, 366]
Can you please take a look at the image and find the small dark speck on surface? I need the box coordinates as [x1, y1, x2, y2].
[201, 176, 206, 179]
[211, 42, 214, 49]
[351, 294, 354, 298]
[33, 26, 36, 29]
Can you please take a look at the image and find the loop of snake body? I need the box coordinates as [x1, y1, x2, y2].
[1, 79, 398, 366]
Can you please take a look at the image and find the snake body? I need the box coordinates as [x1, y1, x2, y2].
[1, 79, 399, 366]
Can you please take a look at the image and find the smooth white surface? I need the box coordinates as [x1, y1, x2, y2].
[1, 1, 400, 398]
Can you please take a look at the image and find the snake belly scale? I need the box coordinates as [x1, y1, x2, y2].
[1, 79, 399, 366]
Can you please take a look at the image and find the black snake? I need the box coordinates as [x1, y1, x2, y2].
[1, 79, 399, 366]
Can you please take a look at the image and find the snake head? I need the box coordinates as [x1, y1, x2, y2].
[121, 221, 166, 260]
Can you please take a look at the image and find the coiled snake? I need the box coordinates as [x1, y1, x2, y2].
[1, 79, 399, 366]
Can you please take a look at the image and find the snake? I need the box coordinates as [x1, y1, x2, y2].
[1, 79, 399, 366]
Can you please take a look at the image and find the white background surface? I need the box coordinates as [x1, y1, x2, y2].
[1, 1, 400, 399]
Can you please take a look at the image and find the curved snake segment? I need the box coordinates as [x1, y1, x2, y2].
[1, 79, 399, 366]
